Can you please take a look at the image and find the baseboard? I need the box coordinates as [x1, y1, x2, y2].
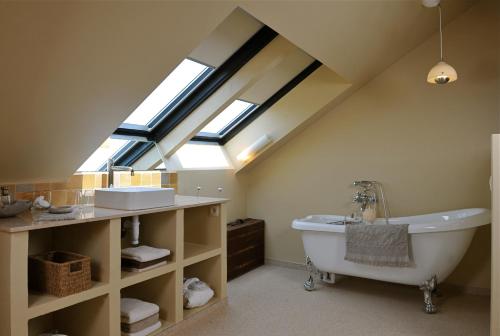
[265, 259, 491, 296]
[441, 283, 491, 297]
[265, 258, 305, 270]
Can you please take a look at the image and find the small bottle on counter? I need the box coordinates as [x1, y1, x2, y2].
[0, 187, 12, 206]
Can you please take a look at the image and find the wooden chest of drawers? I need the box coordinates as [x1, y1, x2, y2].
[227, 218, 265, 280]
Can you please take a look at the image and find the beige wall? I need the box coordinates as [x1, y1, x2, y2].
[176, 170, 246, 222]
[244, 0, 499, 289]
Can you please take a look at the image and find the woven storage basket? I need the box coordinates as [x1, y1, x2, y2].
[28, 251, 92, 297]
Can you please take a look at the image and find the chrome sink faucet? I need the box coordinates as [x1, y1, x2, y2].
[107, 158, 134, 188]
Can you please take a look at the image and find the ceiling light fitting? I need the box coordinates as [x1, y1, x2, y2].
[423, 0, 458, 84]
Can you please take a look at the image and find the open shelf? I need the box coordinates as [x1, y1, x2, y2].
[121, 210, 177, 282]
[29, 220, 111, 283]
[184, 243, 221, 266]
[28, 294, 110, 336]
[184, 205, 222, 266]
[183, 255, 223, 319]
[28, 281, 109, 319]
[183, 297, 219, 320]
[121, 262, 176, 289]
[121, 272, 177, 334]
[27, 220, 112, 319]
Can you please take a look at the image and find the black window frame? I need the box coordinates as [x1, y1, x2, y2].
[112, 25, 278, 167]
[191, 59, 322, 145]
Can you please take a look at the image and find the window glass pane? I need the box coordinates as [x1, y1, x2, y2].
[77, 138, 130, 172]
[123, 59, 210, 126]
[200, 100, 254, 134]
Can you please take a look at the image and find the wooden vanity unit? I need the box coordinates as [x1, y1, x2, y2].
[0, 195, 228, 336]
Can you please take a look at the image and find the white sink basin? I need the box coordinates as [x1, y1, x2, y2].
[94, 187, 175, 210]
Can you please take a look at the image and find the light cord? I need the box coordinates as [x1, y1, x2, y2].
[439, 5, 443, 61]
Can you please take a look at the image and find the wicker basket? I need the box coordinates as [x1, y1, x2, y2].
[28, 251, 92, 297]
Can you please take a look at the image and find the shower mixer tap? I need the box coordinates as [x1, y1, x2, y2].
[352, 180, 391, 224]
[352, 191, 376, 211]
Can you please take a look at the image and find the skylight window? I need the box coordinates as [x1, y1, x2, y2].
[78, 138, 132, 172]
[199, 100, 256, 136]
[123, 59, 212, 127]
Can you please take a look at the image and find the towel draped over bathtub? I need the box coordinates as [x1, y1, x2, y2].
[344, 224, 411, 267]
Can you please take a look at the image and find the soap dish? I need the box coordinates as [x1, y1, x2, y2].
[0, 200, 32, 218]
[48, 206, 74, 214]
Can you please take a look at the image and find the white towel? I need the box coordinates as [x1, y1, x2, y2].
[183, 278, 214, 309]
[121, 321, 161, 336]
[121, 246, 170, 262]
[121, 261, 167, 273]
[120, 298, 160, 324]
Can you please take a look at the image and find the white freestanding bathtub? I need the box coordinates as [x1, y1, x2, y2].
[292, 208, 490, 285]
[292, 208, 490, 312]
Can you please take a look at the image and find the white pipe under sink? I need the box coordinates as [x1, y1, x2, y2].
[125, 215, 141, 245]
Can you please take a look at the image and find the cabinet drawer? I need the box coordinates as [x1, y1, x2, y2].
[227, 218, 265, 280]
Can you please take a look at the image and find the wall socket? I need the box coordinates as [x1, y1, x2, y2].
[210, 205, 220, 217]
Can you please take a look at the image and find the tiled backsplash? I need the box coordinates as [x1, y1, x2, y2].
[3, 171, 177, 207]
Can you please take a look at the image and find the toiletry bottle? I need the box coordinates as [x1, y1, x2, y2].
[362, 205, 377, 224]
[0, 187, 12, 206]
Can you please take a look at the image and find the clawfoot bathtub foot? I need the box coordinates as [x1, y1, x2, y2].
[420, 275, 438, 314]
[304, 256, 316, 291]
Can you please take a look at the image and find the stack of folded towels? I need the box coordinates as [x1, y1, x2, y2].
[121, 246, 170, 273]
[121, 298, 161, 336]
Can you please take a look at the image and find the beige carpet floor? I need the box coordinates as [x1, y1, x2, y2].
[163, 265, 490, 336]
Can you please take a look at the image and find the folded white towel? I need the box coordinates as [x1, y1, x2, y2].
[121, 261, 167, 273]
[121, 246, 170, 262]
[120, 298, 160, 324]
[121, 320, 161, 336]
[183, 278, 214, 309]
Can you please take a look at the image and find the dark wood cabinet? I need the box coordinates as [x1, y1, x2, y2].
[227, 218, 265, 280]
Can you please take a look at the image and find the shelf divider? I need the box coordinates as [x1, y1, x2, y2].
[27, 281, 109, 319]
[120, 263, 177, 289]
[184, 242, 221, 267]
[183, 297, 220, 320]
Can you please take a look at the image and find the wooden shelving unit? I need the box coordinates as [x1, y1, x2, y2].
[28, 281, 109, 319]
[0, 198, 227, 336]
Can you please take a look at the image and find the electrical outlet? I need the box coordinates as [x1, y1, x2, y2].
[210, 205, 220, 217]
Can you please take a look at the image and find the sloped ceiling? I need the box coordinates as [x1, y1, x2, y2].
[0, 0, 474, 183]
[0, 1, 235, 184]
[241, 0, 474, 84]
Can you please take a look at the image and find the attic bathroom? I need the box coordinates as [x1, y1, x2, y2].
[0, 1, 499, 336]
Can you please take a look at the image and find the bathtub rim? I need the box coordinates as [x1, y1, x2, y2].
[292, 208, 491, 234]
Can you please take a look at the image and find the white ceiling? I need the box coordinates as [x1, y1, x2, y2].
[0, 0, 474, 183]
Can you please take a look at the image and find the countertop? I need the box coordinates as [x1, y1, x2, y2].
[0, 195, 228, 233]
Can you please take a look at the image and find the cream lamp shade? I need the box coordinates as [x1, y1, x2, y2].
[427, 61, 458, 84]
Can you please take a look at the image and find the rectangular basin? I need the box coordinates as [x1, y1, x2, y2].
[94, 187, 175, 210]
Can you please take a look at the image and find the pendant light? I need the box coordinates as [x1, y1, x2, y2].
[423, 0, 458, 84]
